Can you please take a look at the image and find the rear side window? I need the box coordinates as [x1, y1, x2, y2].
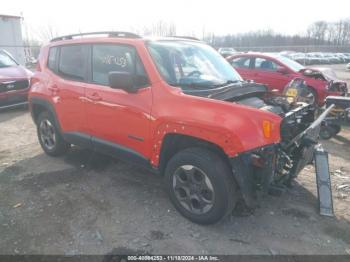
[230, 57, 251, 69]
[47, 47, 57, 71]
[58, 45, 87, 81]
[92, 44, 149, 87]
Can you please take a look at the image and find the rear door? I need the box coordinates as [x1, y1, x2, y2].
[84, 43, 152, 159]
[47, 44, 89, 135]
[228, 56, 253, 80]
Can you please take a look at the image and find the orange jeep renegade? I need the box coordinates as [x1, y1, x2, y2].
[29, 32, 326, 224]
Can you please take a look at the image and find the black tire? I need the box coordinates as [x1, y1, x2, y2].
[330, 124, 341, 135]
[164, 147, 238, 225]
[304, 87, 318, 106]
[320, 125, 334, 140]
[36, 111, 69, 156]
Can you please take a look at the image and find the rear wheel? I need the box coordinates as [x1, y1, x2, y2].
[164, 148, 238, 224]
[37, 111, 69, 156]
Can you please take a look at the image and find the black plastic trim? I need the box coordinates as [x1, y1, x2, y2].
[63, 132, 92, 149]
[51, 31, 141, 42]
[92, 136, 150, 168]
[29, 97, 62, 130]
[63, 131, 152, 170]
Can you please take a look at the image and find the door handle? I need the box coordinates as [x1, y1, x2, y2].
[88, 92, 102, 101]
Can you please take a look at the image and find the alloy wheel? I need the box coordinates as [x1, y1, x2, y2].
[39, 119, 56, 150]
[172, 165, 215, 215]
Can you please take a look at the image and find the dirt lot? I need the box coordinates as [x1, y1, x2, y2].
[0, 64, 350, 255]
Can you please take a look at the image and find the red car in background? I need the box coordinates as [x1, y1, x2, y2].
[0, 50, 32, 109]
[227, 53, 348, 105]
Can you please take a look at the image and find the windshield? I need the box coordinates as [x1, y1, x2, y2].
[147, 41, 242, 90]
[0, 51, 18, 68]
[275, 55, 304, 72]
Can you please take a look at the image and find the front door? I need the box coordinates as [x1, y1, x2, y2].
[84, 43, 152, 159]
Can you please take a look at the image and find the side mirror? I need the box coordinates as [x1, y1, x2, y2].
[108, 71, 137, 93]
[277, 67, 288, 75]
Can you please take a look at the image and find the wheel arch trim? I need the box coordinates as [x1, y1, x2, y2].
[29, 97, 62, 131]
[151, 122, 243, 168]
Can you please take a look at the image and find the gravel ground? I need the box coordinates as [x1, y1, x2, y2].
[0, 64, 350, 255]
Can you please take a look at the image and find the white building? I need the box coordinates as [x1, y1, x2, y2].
[0, 14, 25, 65]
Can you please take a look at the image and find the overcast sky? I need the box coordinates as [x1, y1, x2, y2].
[2, 0, 350, 40]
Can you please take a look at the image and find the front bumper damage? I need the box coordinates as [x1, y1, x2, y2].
[230, 104, 335, 209]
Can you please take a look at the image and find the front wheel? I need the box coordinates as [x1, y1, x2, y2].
[303, 87, 318, 106]
[164, 148, 238, 224]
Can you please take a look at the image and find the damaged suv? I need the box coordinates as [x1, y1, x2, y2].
[29, 32, 327, 224]
[227, 53, 348, 106]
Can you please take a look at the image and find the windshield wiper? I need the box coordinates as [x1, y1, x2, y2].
[172, 80, 241, 90]
[213, 80, 241, 88]
[174, 82, 213, 89]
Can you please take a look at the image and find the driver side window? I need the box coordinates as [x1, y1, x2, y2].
[92, 44, 149, 87]
[230, 57, 251, 69]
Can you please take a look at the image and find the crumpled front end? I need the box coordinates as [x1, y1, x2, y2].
[229, 102, 331, 207]
[327, 80, 348, 96]
[302, 67, 348, 96]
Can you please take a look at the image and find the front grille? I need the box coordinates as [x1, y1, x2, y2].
[0, 79, 29, 93]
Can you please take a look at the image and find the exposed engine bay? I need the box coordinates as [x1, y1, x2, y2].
[184, 81, 317, 144]
[223, 82, 316, 185]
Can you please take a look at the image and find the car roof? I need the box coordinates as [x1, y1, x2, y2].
[48, 32, 202, 46]
[228, 52, 282, 60]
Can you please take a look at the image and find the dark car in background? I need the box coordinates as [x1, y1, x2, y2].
[0, 50, 32, 109]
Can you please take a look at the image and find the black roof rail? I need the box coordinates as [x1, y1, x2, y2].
[50, 31, 141, 42]
[169, 36, 201, 41]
